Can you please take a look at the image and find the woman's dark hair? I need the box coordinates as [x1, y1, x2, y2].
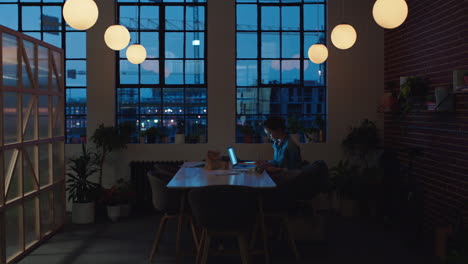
[263, 116, 286, 131]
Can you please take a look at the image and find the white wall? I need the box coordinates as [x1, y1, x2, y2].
[66, 0, 384, 187]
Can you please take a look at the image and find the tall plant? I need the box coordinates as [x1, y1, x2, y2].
[66, 144, 99, 203]
[342, 119, 380, 169]
[91, 123, 131, 186]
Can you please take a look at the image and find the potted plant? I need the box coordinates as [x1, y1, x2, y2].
[341, 119, 382, 217]
[330, 160, 359, 217]
[115, 178, 136, 217]
[100, 186, 122, 222]
[175, 120, 185, 144]
[302, 127, 317, 143]
[141, 127, 158, 144]
[287, 117, 303, 144]
[91, 123, 131, 186]
[239, 124, 255, 143]
[66, 144, 100, 224]
[314, 115, 326, 142]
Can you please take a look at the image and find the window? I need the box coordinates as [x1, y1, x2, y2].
[117, 0, 207, 144]
[0, 0, 88, 144]
[236, 0, 326, 143]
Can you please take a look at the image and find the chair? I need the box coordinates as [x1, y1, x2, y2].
[147, 169, 198, 262]
[262, 160, 330, 261]
[188, 185, 259, 264]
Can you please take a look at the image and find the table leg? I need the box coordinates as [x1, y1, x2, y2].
[176, 190, 186, 264]
[258, 194, 270, 264]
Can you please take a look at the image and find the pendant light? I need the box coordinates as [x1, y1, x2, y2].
[63, 0, 99, 30]
[331, 0, 357, 50]
[372, 0, 408, 29]
[308, 44, 328, 64]
[125, 4, 147, 64]
[104, 0, 130, 51]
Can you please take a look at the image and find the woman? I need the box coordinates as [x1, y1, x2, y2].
[256, 116, 302, 173]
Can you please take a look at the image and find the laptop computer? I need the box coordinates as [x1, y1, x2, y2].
[227, 147, 256, 169]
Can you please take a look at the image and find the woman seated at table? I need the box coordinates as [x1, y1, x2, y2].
[256, 116, 302, 173]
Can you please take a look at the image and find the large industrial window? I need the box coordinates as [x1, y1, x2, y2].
[117, 0, 207, 144]
[236, 0, 327, 143]
[0, 0, 87, 144]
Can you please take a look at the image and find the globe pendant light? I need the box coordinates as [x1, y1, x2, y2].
[126, 44, 147, 64]
[104, 25, 130, 51]
[308, 44, 328, 64]
[331, 24, 357, 50]
[373, 0, 408, 29]
[63, 0, 99, 30]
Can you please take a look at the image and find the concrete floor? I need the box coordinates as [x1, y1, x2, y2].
[17, 212, 439, 264]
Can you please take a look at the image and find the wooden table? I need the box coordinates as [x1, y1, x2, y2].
[167, 161, 277, 264]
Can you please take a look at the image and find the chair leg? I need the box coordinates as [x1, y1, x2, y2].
[238, 233, 252, 264]
[250, 215, 259, 250]
[149, 214, 169, 262]
[195, 229, 206, 264]
[189, 216, 200, 249]
[283, 216, 300, 261]
[200, 232, 211, 264]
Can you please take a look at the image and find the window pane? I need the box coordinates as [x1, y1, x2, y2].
[163, 88, 184, 114]
[66, 60, 86, 87]
[282, 6, 299, 30]
[304, 60, 325, 86]
[185, 60, 204, 84]
[66, 89, 87, 115]
[165, 60, 183, 84]
[186, 88, 207, 115]
[141, 59, 159, 84]
[237, 88, 257, 114]
[304, 32, 326, 58]
[43, 32, 62, 48]
[261, 60, 280, 84]
[261, 32, 280, 58]
[22, 6, 41, 31]
[304, 4, 325, 31]
[186, 6, 205, 30]
[166, 32, 184, 58]
[140, 88, 161, 115]
[120, 6, 138, 30]
[66, 116, 86, 143]
[237, 60, 257, 86]
[120, 59, 139, 84]
[117, 88, 139, 116]
[3, 33, 19, 87]
[237, 4, 257, 30]
[282, 32, 300, 58]
[66, 32, 86, 58]
[185, 32, 204, 58]
[141, 32, 159, 58]
[237, 33, 257, 58]
[281, 60, 300, 84]
[165, 6, 184, 30]
[43, 6, 62, 32]
[0, 5, 18, 30]
[140, 6, 158, 30]
[261, 6, 280, 30]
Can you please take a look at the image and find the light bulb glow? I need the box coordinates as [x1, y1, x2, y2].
[63, 0, 99, 30]
[372, 0, 408, 29]
[308, 44, 328, 64]
[331, 24, 357, 50]
[126, 44, 147, 64]
[104, 25, 130, 51]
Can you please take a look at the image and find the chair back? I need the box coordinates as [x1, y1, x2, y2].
[282, 160, 329, 201]
[147, 170, 180, 213]
[188, 185, 258, 231]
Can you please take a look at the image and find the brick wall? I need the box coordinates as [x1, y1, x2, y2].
[384, 0, 468, 230]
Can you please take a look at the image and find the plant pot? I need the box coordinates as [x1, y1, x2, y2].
[175, 133, 185, 144]
[120, 204, 132, 218]
[243, 135, 253, 143]
[290, 133, 301, 144]
[107, 205, 121, 222]
[72, 202, 95, 224]
[340, 198, 358, 218]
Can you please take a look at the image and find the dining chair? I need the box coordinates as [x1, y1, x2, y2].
[188, 185, 259, 264]
[261, 160, 330, 261]
[147, 169, 198, 262]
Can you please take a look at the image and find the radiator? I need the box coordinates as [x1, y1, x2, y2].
[129, 160, 184, 212]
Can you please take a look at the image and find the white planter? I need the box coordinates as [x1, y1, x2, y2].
[175, 134, 185, 144]
[107, 205, 121, 222]
[72, 202, 95, 224]
[120, 204, 131, 218]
